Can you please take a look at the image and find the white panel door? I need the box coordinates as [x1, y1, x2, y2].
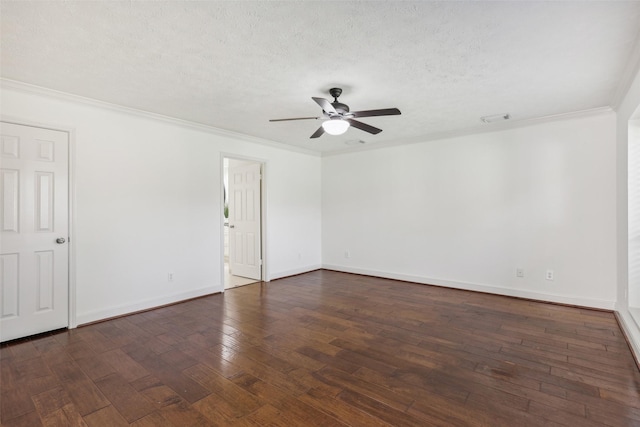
[228, 162, 261, 280]
[0, 122, 69, 342]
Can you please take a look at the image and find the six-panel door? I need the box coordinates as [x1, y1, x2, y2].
[1, 122, 69, 342]
[228, 162, 262, 281]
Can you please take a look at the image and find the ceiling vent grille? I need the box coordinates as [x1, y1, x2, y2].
[481, 113, 511, 123]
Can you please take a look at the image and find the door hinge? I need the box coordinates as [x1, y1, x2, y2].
[259, 259, 263, 266]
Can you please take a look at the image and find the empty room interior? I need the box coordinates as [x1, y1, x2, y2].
[2, 1, 640, 426]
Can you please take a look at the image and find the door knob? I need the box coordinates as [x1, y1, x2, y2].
[230, 225, 235, 228]
[56, 237, 66, 244]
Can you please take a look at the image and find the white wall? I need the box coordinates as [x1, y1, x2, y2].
[322, 113, 618, 309]
[1, 84, 322, 326]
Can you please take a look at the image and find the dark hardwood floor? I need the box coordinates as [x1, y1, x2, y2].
[2, 270, 640, 426]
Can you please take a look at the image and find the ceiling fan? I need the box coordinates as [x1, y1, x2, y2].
[269, 88, 401, 138]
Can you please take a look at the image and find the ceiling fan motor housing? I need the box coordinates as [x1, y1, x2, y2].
[328, 88, 349, 114]
[331, 102, 350, 114]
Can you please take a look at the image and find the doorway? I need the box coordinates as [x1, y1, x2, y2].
[223, 157, 263, 289]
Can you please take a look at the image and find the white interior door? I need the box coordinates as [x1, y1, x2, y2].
[1, 122, 69, 342]
[228, 161, 261, 280]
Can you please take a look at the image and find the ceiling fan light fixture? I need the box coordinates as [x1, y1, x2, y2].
[322, 119, 350, 135]
[270, 88, 400, 139]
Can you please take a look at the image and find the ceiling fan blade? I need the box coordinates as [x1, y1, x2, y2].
[310, 126, 325, 139]
[269, 116, 320, 122]
[351, 108, 401, 118]
[312, 97, 337, 115]
[346, 119, 382, 135]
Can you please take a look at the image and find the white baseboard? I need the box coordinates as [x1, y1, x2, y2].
[615, 306, 640, 367]
[74, 285, 222, 327]
[321, 264, 616, 310]
[268, 264, 322, 282]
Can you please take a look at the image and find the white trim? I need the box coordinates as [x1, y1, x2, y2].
[629, 306, 640, 330]
[68, 127, 78, 329]
[3, 78, 618, 159]
[1, 78, 320, 157]
[75, 286, 219, 326]
[322, 264, 617, 310]
[261, 160, 269, 283]
[322, 107, 615, 157]
[615, 306, 640, 366]
[220, 155, 226, 291]
[268, 265, 322, 282]
[0, 116, 78, 329]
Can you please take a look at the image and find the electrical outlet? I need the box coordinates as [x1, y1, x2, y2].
[545, 270, 554, 281]
[345, 250, 351, 259]
[168, 273, 174, 282]
[516, 268, 524, 278]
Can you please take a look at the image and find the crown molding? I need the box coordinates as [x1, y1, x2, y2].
[322, 106, 615, 157]
[1, 78, 616, 159]
[0, 78, 321, 157]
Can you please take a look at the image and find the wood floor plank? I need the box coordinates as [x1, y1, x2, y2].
[229, 371, 292, 405]
[183, 363, 264, 419]
[129, 411, 175, 427]
[48, 360, 110, 416]
[527, 400, 605, 427]
[271, 395, 349, 426]
[31, 387, 75, 420]
[297, 387, 393, 427]
[131, 375, 184, 409]
[83, 405, 129, 427]
[215, 344, 312, 396]
[239, 404, 299, 427]
[41, 406, 88, 427]
[102, 348, 150, 383]
[159, 400, 215, 427]
[1, 387, 36, 423]
[2, 270, 639, 426]
[74, 353, 117, 382]
[0, 409, 43, 427]
[336, 388, 427, 427]
[295, 345, 361, 374]
[314, 366, 413, 412]
[93, 373, 156, 422]
[126, 348, 211, 404]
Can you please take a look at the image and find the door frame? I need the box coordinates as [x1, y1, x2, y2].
[628, 109, 640, 326]
[221, 153, 267, 290]
[1, 116, 77, 329]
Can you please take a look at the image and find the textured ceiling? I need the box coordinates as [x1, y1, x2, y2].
[2, 1, 640, 154]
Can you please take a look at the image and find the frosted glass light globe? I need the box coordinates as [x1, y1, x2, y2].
[322, 119, 350, 135]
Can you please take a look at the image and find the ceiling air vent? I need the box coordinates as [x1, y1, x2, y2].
[345, 139, 367, 145]
[480, 113, 511, 124]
